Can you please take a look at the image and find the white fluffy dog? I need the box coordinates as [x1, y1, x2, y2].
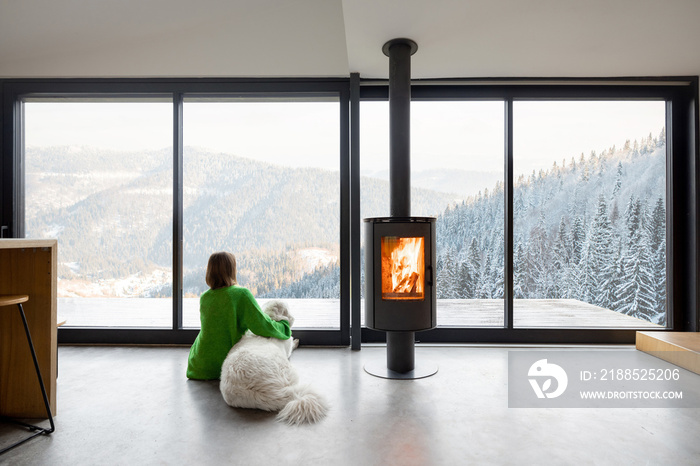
[219, 300, 328, 425]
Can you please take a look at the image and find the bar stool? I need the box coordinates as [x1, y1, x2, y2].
[0, 295, 55, 455]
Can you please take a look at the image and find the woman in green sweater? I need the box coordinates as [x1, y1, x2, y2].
[186, 251, 292, 380]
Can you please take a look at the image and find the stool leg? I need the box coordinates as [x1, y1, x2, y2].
[0, 303, 55, 455]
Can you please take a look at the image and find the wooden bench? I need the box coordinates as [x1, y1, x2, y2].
[636, 331, 700, 375]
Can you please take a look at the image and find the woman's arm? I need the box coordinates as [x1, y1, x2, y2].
[237, 289, 291, 340]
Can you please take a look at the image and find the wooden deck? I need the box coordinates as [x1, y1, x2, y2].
[55, 297, 661, 329]
[439, 299, 661, 328]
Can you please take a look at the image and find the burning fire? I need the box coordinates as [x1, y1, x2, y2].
[381, 236, 425, 300]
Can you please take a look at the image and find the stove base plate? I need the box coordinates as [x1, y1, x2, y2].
[364, 357, 438, 379]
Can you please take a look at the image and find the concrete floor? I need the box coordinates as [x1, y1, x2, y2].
[1, 345, 699, 465]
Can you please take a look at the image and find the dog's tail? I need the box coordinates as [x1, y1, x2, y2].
[277, 384, 329, 425]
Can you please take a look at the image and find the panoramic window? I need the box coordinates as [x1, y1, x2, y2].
[182, 98, 341, 329]
[12, 78, 689, 345]
[23, 99, 173, 327]
[360, 100, 505, 327]
[512, 100, 666, 328]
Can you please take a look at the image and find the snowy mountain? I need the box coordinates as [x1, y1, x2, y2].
[24, 146, 456, 298]
[361, 168, 502, 199]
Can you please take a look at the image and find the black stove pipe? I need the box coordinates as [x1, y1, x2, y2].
[384, 38, 417, 218]
[383, 38, 418, 374]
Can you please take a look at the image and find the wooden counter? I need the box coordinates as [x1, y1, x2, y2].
[0, 239, 57, 417]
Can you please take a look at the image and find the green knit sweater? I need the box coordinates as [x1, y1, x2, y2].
[186, 285, 291, 380]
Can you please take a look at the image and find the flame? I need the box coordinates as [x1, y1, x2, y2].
[381, 236, 425, 300]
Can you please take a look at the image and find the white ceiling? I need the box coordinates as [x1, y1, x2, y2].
[1, 0, 699, 78]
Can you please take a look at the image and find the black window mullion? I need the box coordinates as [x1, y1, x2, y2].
[173, 93, 184, 330]
[666, 99, 674, 330]
[505, 98, 514, 329]
[350, 73, 362, 350]
[339, 87, 352, 346]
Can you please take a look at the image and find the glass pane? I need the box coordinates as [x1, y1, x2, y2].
[24, 100, 173, 327]
[361, 101, 505, 327]
[182, 99, 340, 329]
[513, 101, 666, 328]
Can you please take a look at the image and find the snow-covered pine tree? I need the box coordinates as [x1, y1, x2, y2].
[625, 195, 642, 245]
[466, 237, 481, 298]
[490, 230, 505, 299]
[648, 197, 665, 254]
[457, 261, 472, 299]
[657, 127, 666, 148]
[577, 239, 595, 303]
[478, 252, 492, 299]
[612, 162, 623, 197]
[608, 239, 624, 312]
[610, 200, 620, 225]
[552, 216, 570, 299]
[527, 213, 554, 298]
[648, 197, 666, 323]
[589, 195, 616, 308]
[437, 250, 458, 299]
[570, 215, 586, 266]
[615, 221, 656, 321]
[513, 242, 527, 299]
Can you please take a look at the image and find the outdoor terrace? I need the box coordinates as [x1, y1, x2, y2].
[56, 298, 661, 330]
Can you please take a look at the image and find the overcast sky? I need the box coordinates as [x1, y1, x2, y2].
[25, 99, 665, 178]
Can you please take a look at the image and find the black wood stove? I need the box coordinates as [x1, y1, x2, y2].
[363, 39, 438, 379]
[364, 217, 436, 332]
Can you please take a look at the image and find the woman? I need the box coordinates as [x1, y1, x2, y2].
[186, 251, 291, 380]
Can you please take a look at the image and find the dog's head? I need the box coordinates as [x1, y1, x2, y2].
[262, 300, 295, 328]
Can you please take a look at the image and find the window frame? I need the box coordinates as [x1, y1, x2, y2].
[1, 77, 697, 345]
[1, 78, 351, 345]
[359, 78, 698, 343]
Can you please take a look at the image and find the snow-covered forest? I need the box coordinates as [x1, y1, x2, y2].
[436, 130, 666, 324]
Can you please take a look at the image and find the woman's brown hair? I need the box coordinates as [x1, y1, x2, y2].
[205, 251, 238, 289]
